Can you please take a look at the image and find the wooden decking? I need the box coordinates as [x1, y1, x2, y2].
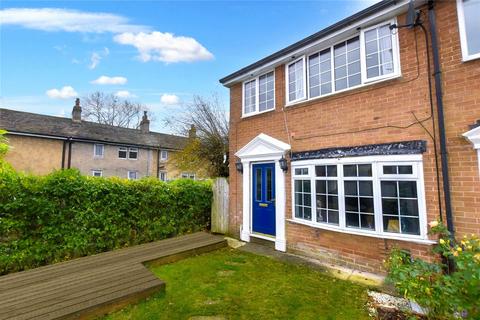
[0, 232, 227, 320]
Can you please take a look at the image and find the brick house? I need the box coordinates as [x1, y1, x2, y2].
[0, 99, 200, 180]
[220, 0, 480, 273]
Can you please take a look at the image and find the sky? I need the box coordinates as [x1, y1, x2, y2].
[0, 0, 379, 133]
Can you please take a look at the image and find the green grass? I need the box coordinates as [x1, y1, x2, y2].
[104, 248, 370, 320]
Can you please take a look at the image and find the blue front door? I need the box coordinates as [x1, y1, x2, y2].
[252, 163, 276, 236]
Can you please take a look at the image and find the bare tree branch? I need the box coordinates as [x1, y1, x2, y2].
[82, 92, 154, 129]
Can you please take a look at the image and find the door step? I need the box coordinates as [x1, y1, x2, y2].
[250, 236, 275, 248]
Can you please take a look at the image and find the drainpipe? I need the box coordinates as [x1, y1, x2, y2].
[67, 137, 73, 169]
[428, 0, 454, 237]
[61, 140, 67, 169]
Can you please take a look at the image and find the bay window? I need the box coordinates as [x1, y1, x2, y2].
[287, 20, 399, 105]
[242, 71, 275, 116]
[292, 156, 427, 240]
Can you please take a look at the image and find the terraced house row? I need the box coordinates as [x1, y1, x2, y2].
[0, 99, 200, 181]
[221, 0, 480, 273]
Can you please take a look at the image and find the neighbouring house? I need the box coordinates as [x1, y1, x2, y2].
[220, 0, 480, 273]
[0, 99, 200, 180]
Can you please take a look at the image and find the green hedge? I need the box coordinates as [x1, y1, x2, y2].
[0, 169, 212, 275]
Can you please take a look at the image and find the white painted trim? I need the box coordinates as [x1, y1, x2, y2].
[236, 133, 291, 252]
[291, 155, 430, 242]
[285, 56, 307, 104]
[287, 218, 436, 245]
[221, 0, 420, 86]
[456, 0, 480, 62]
[463, 125, 480, 175]
[250, 232, 275, 242]
[242, 70, 276, 118]
[286, 19, 401, 108]
[93, 143, 104, 158]
[91, 169, 103, 177]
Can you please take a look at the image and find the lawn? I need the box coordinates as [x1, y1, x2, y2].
[104, 248, 371, 320]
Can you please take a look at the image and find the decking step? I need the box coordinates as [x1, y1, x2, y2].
[0, 232, 227, 320]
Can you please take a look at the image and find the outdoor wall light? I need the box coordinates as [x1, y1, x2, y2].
[235, 159, 243, 173]
[279, 156, 288, 172]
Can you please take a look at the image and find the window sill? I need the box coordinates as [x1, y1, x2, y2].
[462, 53, 480, 62]
[286, 218, 437, 245]
[241, 107, 275, 119]
[285, 73, 402, 109]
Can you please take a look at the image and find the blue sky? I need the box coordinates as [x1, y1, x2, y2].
[0, 0, 378, 132]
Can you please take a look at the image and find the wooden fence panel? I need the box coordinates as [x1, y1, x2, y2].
[211, 178, 229, 234]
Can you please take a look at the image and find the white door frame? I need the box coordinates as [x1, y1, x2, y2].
[235, 133, 291, 252]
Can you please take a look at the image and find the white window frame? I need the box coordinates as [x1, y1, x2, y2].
[118, 147, 128, 159]
[242, 70, 276, 118]
[288, 19, 401, 107]
[285, 56, 307, 104]
[181, 172, 196, 179]
[92, 169, 103, 177]
[457, 0, 480, 61]
[93, 144, 104, 158]
[128, 171, 138, 180]
[160, 150, 168, 161]
[290, 154, 431, 243]
[128, 147, 138, 160]
[159, 171, 167, 181]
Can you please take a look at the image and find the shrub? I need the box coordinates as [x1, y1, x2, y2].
[0, 169, 212, 275]
[385, 222, 480, 319]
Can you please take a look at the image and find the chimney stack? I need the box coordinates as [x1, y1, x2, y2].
[72, 98, 82, 123]
[140, 111, 150, 133]
[188, 124, 197, 139]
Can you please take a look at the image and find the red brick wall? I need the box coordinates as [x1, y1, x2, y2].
[227, 1, 480, 273]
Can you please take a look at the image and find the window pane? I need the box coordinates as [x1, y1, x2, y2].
[398, 165, 413, 174]
[328, 196, 338, 210]
[266, 168, 273, 201]
[358, 164, 372, 176]
[383, 165, 397, 174]
[327, 165, 337, 177]
[288, 59, 305, 101]
[303, 180, 311, 193]
[462, 0, 480, 56]
[256, 168, 262, 201]
[360, 214, 375, 230]
[399, 181, 417, 198]
[328, 210, 339, 224]
[315, 166, 326, 177]
[244, 80, 256, 114]
[383, 216, 400, 233]
[360, 197, 374, 213]
[317, 195, 327, 208]
[400, 199, 419, 216]
[359, 181, 373, 196]
[309, 50, 332, 99]
[346, 212, 359, 227]
[364, 24, 394, 78]
[318, 209, 327, 222]
[344, 165, 357, 177]
[345, 196, 359, 211]
[382, 198, 398, 215]
[316, 180, 326, 194]
[327, 180, 338, 194]
[344, 181, 357, 195]
[401, 217, 420, 235]
[381, 181, 397, 197]
[259, 72, 275, 112]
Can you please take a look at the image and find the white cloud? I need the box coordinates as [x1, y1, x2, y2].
[91, 75, 127, 85]
[89, 47, 109, 69]
[115, 90, 135, 98]
[160, 94, 180, 105]
[0, 8, 148, 33]
[46, 86, 78, 99]
[113, 31, 214, 63]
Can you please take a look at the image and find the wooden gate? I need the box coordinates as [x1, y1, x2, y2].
[211, 178, 229, 234]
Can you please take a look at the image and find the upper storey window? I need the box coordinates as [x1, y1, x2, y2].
[457, 0, 480, 61]
[287, 20, 400, 105]
[242, 71, 275, 116]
